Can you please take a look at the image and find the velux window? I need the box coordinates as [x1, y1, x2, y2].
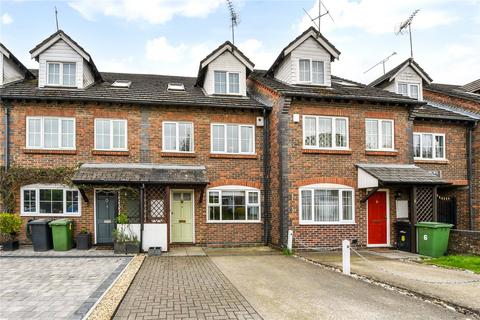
[162, 122, 194, 152]
[47, 62, 77, 87]
[211, 124, 254, 154]
[303, 116, 348, 149]
[414, 133, 445, 160]
[95, 119, 127, 150]
[398, 82, 420, 99]
[299, 59, 325, 84]
[300, 185, 354, 224]
[21, 185, 80, 216]
[214, 71, 240, 94]
[365, 119, 394, 150]
[207, 187, 260, 222]
[26, 117, 75, 149]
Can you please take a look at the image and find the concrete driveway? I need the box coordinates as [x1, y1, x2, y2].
[211, 255, 471, 319]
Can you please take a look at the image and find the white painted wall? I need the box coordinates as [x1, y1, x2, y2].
[358, 168, 379, 189]
[1, 54, 24, 85]
[203, 50, 247, 96]
[385, 65, 423, 99]
[83, 60, 95, 88]
[120, 223, 168, 252]
[0, 54, 3, 86]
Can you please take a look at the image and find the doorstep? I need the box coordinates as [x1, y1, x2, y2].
[161, 246, 206, 257]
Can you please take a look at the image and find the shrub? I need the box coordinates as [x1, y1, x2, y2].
[0, 213, 22, 242]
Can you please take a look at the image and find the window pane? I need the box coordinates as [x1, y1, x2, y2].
[318, 118, 332, 148]
[39, 189, 63, 214]
[212, 125, 225, 152]
[398, 83, 408, 96]
[43, 118, 59, 148]
[342, 191, 353, 221]
[312, 61, 324, 84]
[435, 135, 444, 158]
[301, 190, 312, 221]
[414, 134, 421, 157]
[422, 134, 433, 158]
[314, 190, 339, 222]
[209, 206, 220, 220]
[62, 63, 76, 86]
[335, 118, 347, 148]
[112, 121, 126, 149]
[61, 119, 74, 148]
[228, 73, 240, 94]
[410, 85, 419, 99]
[163, 123, 176, 151]
[366, 120, 378, 149]
[240, 126, 253, 153]
[226, 125, 239, 153]
[221, 192, 234, 220]
[28, 118, 42, 148]
[233, 192, 245, 220]
[48, 63, 60, 85]
[247, 206, 259, 220]
[299, 59, 310, 81]
[248, 192, 259, 204]
[304, 117, 317, 146]
[381, 121, 393, 149]
[209, 191, 220, 204]
[66, 190, 79, 213]
[178, 123, 192, 152]
[214, 71, 227, 94]
[23, 190, 36, 213]
[95, 120, 110, 149]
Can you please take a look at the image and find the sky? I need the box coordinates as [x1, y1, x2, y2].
[0, 0, 479, 85]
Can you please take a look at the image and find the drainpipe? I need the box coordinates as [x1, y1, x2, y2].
[262, 107, 271, 245]
[467, 124, 475, 230]
[3, 100, 10, 173]
[140, 183, 145, 251]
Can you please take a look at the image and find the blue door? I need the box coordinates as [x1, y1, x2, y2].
[96, 191, 118, 244]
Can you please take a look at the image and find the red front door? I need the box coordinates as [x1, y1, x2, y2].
[368, 191, 388, 245]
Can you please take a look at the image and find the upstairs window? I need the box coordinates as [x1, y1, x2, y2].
[365, 119, 394, 150]
[211, 124, 254, 154]
[21, 185, 80, 216]
[95, 119, 127, 151]
[299, 59, 325, 85]
[47, 62, 77, 87]
[214, 71, 240, 94]
[398, 82, 420, 99]
[207, 187, 260, 222]
[162, 122, 194, 152]
[26, 117, 75, 150]
[414, 133, 445, 160]
[303, 115, 348, 149]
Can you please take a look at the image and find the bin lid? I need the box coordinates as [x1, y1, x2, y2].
[28, 219, 53, 225]
[49, 218, 73, 226]
[415, 221, 453, 228]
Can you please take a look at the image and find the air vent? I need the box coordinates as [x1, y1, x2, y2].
[111, 80, 132, 88]
[167, 83, 185, 91]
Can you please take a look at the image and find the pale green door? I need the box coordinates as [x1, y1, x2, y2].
[171, 191, 194, 243]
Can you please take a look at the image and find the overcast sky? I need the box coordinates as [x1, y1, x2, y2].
[1, 0, 479, 85]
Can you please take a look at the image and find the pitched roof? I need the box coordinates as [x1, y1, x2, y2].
[29, 30, 102, 82]
[412, 100, 479, 122]
[356, 163, 449, 185]
[0, 43, 36, 82]
[251, 70, 424, 105]
[425, 83, 480, 104]
[266, 27, 341, 77]
[0, 69, 264, 109]
[368, 58, 433, 87]
[461, 79, 480, 93]
[72, 163, 209, 185]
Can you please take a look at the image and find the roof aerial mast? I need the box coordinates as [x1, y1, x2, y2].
[364, 52, 397, 75]
[303, 0, 334, 34]
[226, 0, 240, 45]
[395, 9, 420, 59]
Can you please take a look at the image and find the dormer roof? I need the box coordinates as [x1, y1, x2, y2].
[368, 58, 432, 87]
[0, 42, 36, 81]
[195, 41, 254, 87]
[266, 26, 341, 77]
[29, 30, 103, 82]
[461, 79, 480, 94]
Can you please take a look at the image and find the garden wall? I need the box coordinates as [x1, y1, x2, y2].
[448, 229, 480, 255]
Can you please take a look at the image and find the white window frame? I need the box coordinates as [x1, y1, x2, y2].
[20, 184, 81, 217]
[46, 61, 77, 87]
[94, 119, 128, 151]
[210, 123, 255, 155]
[206, 185, 261, 223]
[299, 184, 355, 225]
[413, 132, 446, 160]
[302, 115, 349, 150]
[365, 118, 395, 151]
[298, 59, 326, 85]
[162, 121, 194, 153]
[26, 116, 76, 150]
[213, 70, 241, 95]
[397, 82, 421, 100]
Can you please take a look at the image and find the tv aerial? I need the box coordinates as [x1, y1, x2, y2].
[303, 0, 334, 33]
[226, 0, 240, 45]
[395, 9, 420, 58]
[364, 52, 397, 75]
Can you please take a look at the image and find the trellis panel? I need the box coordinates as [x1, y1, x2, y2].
[144, 186, 168, 224]
[416, 187, 434, 222]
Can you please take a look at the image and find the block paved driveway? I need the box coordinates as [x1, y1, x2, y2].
[0, 256, 130, 320]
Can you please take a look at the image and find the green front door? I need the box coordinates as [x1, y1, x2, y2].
[171, 191, 193, 243]
[96, 191, 118, 244]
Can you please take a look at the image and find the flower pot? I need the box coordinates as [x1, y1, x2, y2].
[76, 233, 91, 250]
[1, 240, 19, 251]
[114, 241, 140, 254]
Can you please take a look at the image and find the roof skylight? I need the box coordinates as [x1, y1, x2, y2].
[167, 83, 185, 91]
[111, 80, 132, 88]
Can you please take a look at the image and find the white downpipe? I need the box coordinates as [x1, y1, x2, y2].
[342, 239, 351, 275]
[287, 230, 293, 251]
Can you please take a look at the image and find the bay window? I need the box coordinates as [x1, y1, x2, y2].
[211, 124, 255, 154]
[47, 62, 77, 87]
[94, 119, 127, 150]
[303, 115, 348, 149]
[414, 133, 445, 160]
[26, 117, 75, 149]
[207, 187, 260, 222]
[365, 119, 394, 150]
[162, 122, 194, 152]
[21, 185, 80, 216]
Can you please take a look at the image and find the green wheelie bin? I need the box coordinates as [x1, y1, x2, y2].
[415, 222, 453, 257]
[49, 219, 74, 251]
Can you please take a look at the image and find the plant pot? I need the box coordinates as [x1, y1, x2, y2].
[76, 233, 91, 250]
[114, 241, 140, 254]
[1, 240, 19, 251]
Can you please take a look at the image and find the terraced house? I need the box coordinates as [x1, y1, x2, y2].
[1, 27, 478, 252]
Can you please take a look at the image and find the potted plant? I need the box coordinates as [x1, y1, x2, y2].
[0, 213, 22, 251]
[113, 213, 140, 254]
[76, 227, 91, 250]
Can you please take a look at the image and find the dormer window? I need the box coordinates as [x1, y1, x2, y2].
[214, 71, 240, 94]
[299, 59, 325, 85]
[398, 82, 419, 99]
[47, 62, 76, 87]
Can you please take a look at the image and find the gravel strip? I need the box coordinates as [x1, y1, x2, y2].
[86, 255, 145, 320]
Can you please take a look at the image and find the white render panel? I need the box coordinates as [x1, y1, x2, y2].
[203, 50, 247, 96]
[0, 54, 3, 86]
[2, 55, 24, 85]
[83, 59, 95, 87]
[274, 57, 293, 84]
[358, 168, 379, 189]
[120, 224, 168, 251]
[385, 66, 423, 99]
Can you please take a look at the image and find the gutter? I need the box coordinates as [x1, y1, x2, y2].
[262, 107, 271, 245]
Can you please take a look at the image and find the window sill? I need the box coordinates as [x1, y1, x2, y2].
[210, 153, 258, 159]
[365, 150, 398, 156]
[92, 150, 130, 156]
[302, 149, 352, 155]
[414, 159, 449, 165]
[299, 222, 356, 226]
[21, 213, 81, 217]
[161, 152, 196, 158]
[206, 221, 262, 224]
[23, 149, 77, 155]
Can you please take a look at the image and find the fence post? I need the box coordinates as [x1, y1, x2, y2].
[287, 230, 293, 251]
[342, 239, 350, 275]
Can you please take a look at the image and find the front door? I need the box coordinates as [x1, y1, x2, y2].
[171, 191, 193, 243]
[368, 191, 388, 246]
[96, 191, 118, 244]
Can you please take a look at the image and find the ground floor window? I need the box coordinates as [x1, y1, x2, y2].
[21, 184, 80, 216]
[299, 184, 354, 224]
[207, 186, 260, 222]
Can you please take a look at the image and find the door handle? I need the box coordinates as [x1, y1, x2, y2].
[178, 219, 186, 223]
